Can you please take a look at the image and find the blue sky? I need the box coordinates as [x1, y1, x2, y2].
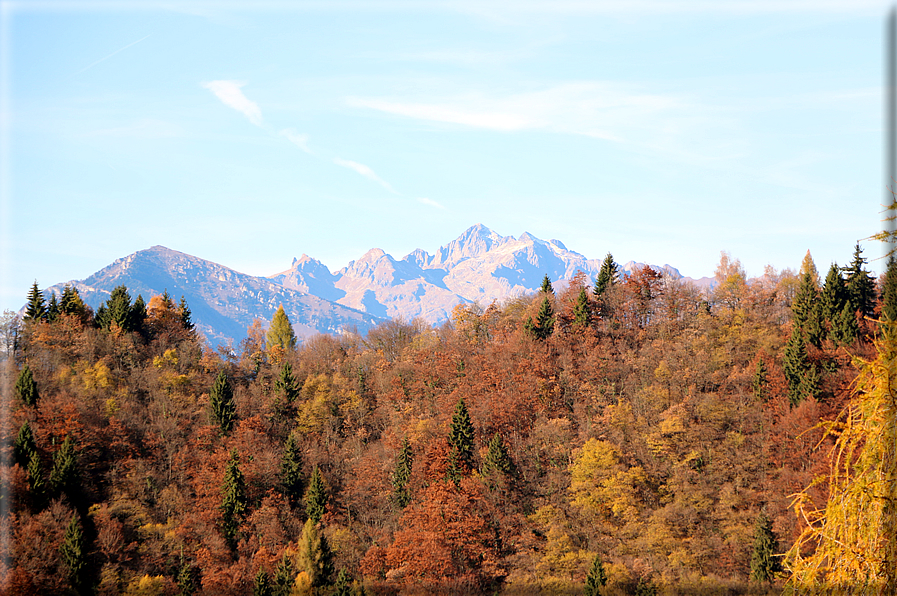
[1, 0, 893, 312]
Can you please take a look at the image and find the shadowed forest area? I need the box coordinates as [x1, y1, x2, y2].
[2, 245, 895, 595]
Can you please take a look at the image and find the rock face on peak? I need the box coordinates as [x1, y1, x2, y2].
[48, 246, 382, 346]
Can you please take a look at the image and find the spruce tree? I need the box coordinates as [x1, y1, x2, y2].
[24, 281, 46, 323]
[821, 262, 848, 324]
[594, 253, 619, 297]
[179, 296, 194, 331]
[49, 435, 79, 499]
[524, 296, 555, 341]
[844, 243, 876, 319]
[792, 268, 823, 347]
[59, 513, 88, 595]
[220, 448, 247, 551]
[274, 362, 300, 402]
[783, 326, 814, 407]
[752, 358, 767, 401]
[13, 420, 37, 467]
[540, 274, 554, 295]
[304, 465, 328, 524]
[832, 300, 859, 346]
[280, 432, 304, 506]
[572, 287, 592, 327]
[333, 568, 352, 596]
[60, 285, 88, 320]
[46, 294, 60, 323]
[209, 370, 237, 434]
[297, 518, 334, 588]
[15, 364, 39, 406]
[273, 552, 295, 596]
[267, 305, 297, 352]
[177, 557, 199, 595]
[481, 432, 513, 478]
[131, 295, 147, 335]
[750, 511, 781, 583]
[584, 554, 608, 596]
[883, 257, 897, 322]
[253, 568, 273, 596]
[448, 397, 475, 483]
[27, 449, 45, 508]
[99, 285, 134, 331]
[391, 437, 413, 508]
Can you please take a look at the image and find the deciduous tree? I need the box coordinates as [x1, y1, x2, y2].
[267, 305, 297, 352]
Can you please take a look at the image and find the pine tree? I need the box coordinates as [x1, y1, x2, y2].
[305, 465, 328, 524]
[481, 432, 513, 478]
[391, 437, 413, 508]
[253, 568, 273, 596]
[448, 397, 475, 483]
[273, 552, 295, 596]
[59, 513, 88, 595]
[209, 370, 237, 434]
[274, 362, 300, 402]
[525, 296, 555, 341]
[267, 305, 297, 352]
[179, 296, 194, 331]
[280, 432, 304, 506]
[584, 554, 608, 596]
[15, 363, 39, 406]
[750, 511, 781, 583]
[24, 281, 46, 323]
[844, 243, 876, 319]
[49, 435, 79, 499]
[752, 358, 767, 401]
[297, 518, 334, 588]
[572, 287, 592, 327]
[13, 420, 37, 467]
[594, 253, 619, 297]
[221, 448, 247, 551]
[883, 257, 897, 322]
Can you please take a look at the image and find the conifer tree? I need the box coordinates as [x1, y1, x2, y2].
[305, 465, 328, 524]
[253, 568, 273, 596]
[179, 296, 194, 331]
[99, 285, 134, 331]
[27, 449, 45, 507]
[792, 268, 824, 347]
[584, 554, 608, 596]
[267, 305, 297, 352]
[15, 363, 39, 406]
[131, 294, 147, 335]
[177, 557, 199, 595]
[750, 511, 781, 583]
[783, 327, 815, 406]
[391, 437, 413, 508]
[220, 448, 247, 551]
[24, 281, 46, 323]
[447, 398, 475, 484]
[273, 552, 295, 596]
[297, 518, 334, 588]
[540, 273, 554, 294]
[524, 296, 555, 340]
[333, 568, 352, 596]
[13, 420, 37, 467]
[59, 513, 88, 595]
[481, 432, 513, 479]
[209, 370, 237, 434]
[821, 262, 848, 324]
[49, 435, 79, 499]
[46, 293, 60, 323]
[60, 285, 88, 320]
[572, 287, 592, 327]
[274, 362, 300, 402]
[832, 300, 859, 346]
[799, 250, 821, 288]
[280, 432, 304, 506]
[594, 253, 619, 297]
[883, 257, 897, 322]
[752, 358, 767, 401]
[844, 243, 876, 319]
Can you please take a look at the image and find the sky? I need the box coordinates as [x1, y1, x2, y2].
[1, 0, 895, 312]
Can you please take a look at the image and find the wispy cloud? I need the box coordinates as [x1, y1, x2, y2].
[73, 34, 151, 76]
[417, 197, 446, 209]
[280, 128, 312, 153]
[201, 80, 263, 126]
[333, 158, 397, 193]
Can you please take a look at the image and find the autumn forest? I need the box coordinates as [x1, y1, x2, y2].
[3, 245, 895, 595]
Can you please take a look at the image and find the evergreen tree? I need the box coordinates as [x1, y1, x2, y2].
[572, 287, 592, 327]
[883, 257, 897, 322]
[49, 435, 79, 499]
[297, 518, 334, 588]
[253, 568, 273, 596]
[209, 370, 237, 434]
[783, 326, 815, 407]
[274, 361, 300, 402]
[391, 437, 413, 508]
[304, 465, 328, 524]
[46, 293, 60, 323]
[59, 513, 88, 595]
[481, 432, 513, 478]
[333, 568, 353, 596]
[280, 432, 304, 506]
[220, 448, 247, 551]
[177, 556, 199, 595]
[99, 285, 134, 332]
[844, 243, 876, 319]
[179, 295, 194, 331]
[27, 449, 45, 508]
[750, 511, 781, 583]
[584, 554, 608, 596]
[540, 274, 554, 295]
[24, 281, 46, 323]
[792, 268, 824, 347]
[15, 363, 39, 406]
[447, 397, 475, 483]
[831, 300, 859, 346]
[594, 253, 619, 297]
[635, 578, 657, 596]
[752, 358, 767, 401]
[821, 262, 848, 324]
[60, 285, 88, 320]
[524, 296, 555, 341]
[131, 294, 147, 335]
[13, 420, 37, 467]
[273, 552, 295, 596]
[267, 305, 297, 352]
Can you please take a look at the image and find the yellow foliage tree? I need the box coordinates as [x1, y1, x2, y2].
[267, 305, 297, 352]
[784, 322, 897, 594]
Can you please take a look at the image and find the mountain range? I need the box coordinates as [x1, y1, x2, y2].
[43, 224, 709, 346]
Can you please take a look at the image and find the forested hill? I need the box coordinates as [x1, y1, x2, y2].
[3, 246, 892, 594]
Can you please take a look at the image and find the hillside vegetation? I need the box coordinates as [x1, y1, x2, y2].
[2, 247, 891, 595]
